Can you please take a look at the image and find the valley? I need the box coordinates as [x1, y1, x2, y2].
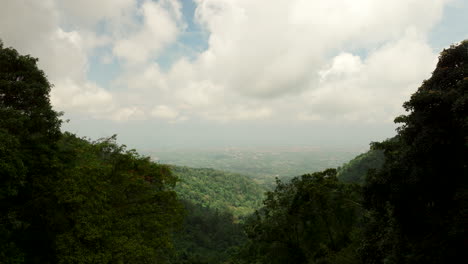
[147, 146, 363, 186]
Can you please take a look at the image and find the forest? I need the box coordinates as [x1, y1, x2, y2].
[0, 39, 467, 264]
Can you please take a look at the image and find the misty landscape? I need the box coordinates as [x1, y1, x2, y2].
[1, 1, 467, 264]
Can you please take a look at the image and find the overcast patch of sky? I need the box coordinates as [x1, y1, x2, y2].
[428, 0, 468, 50]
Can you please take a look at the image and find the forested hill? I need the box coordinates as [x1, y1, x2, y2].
[172, 166, 266, 216]
[337, 148, 385, 184]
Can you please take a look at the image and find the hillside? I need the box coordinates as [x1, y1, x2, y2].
[172, 166, 267, 216]
[337, 148, 385, 184]
[172, 200, 246, 264]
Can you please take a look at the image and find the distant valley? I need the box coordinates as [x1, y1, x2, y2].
[146, 146, 363, 185]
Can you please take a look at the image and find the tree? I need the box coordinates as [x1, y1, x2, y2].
[53, 134, 183, 264]
[0, 41, 184, 263]
[172, 200, 246, 264]
[362, 40, 468, 263]
[0, 40, 62, 263]
[238, 169, 363, 264]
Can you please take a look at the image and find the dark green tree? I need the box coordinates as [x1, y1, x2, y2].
[0, 40, 62, 263]
[53, 134, 183, 264]
[362, 40, 468, 263]
[172, 200, 246, 264]
[238, 169, 363, 264]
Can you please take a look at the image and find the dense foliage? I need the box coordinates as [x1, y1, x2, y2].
[362, 41, 468, 263]
[172, 200, 245, 264]
[53, 134, 183, 263]
[173, 166, 266, 216]
[0, 40, 63, 263]
[337, 149, 385, 184]
[237, 169, 363, 264]
[0, 42, 183, 263]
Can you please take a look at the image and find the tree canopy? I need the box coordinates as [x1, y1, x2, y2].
[0, 40, 62, 263]
[362, 40, 468, 263]
[0, 41, 183, 264]
[238, 169, 363, 264]
[173, 166, 266, 217]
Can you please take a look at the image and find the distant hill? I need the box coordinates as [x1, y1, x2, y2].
[337, 149, 385, 184]
[172, 166, 267, 216]
[150, 147, 360, 186]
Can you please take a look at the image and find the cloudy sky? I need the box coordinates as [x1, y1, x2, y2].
[1, 0, 467, 150]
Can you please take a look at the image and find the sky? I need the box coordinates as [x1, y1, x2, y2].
[1, 0, 467, 150]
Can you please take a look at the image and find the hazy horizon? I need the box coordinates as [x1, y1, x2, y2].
[61, 114, 397, 151]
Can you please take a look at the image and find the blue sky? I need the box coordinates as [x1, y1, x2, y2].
[1, 0, 467, 150]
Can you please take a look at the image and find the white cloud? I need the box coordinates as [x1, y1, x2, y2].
[299, 32, 438, 123]
[110, 107, 146, 121]
[319, 53, 363, 80]
[0, 0, 452, 125]
[113, 0, 446, 123]
[181, 0, 446, 100]
[113, 0, 184, 64]
[56, 0, 135, 27]
[0, 0, 117, 118]
[51, 79, 114, 114]
[151, 105, 179, 120]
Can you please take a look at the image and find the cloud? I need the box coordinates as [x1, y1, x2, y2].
[0, 0, 451, 125]
[110, 107, 146, 121]
[299, 31, 437, 122]
[319, 53, 363, 80]
[113, 0, 446, 123]
[151, 105, 179, 120]
[113, 0, 184, 64]
[0, 0, 117, 118]
[51, 78, 114, 114]
[183, 0, 446, 99]
[56, 0, 135, 27]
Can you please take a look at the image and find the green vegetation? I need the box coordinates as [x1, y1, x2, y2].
[172, 201, 245, 264]
[1, 39, 466, 264]
[0, 42, 183, 263]
[361, 40, 468, 263]
[53, 134, 183, 263]
[337, 149, 385, 184]
[0, 39, 62, 264]
[173, 166, 266, 216]
[237, 169, 363, 264]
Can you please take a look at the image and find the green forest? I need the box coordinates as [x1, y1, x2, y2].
[173, 167, 266, 216]
[1, 39, 467, 264]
